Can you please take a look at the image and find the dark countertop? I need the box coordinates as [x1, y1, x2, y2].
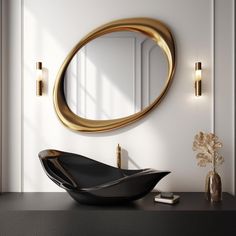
[0, 192, 236, 236]
[0, 192, 235, 211]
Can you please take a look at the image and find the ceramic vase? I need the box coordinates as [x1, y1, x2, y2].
[205, 171, 222, 202]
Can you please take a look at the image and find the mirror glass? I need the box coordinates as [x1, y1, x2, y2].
[64, 31, 168, 120]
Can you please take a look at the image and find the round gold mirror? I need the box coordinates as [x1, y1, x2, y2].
[54, 18, 176, 132]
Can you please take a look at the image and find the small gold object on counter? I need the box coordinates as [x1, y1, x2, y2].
[193, 131, 224, 202]
[205, 171, 222, 202]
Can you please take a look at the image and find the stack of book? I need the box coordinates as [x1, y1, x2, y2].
[154, 192, 180, 204]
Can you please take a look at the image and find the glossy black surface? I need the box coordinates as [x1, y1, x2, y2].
[39, 149, 170, 205]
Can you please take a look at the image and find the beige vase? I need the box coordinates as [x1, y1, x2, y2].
[205, 171, 222, 202]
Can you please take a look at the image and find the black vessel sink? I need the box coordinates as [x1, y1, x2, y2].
[39, 149, 170, 205]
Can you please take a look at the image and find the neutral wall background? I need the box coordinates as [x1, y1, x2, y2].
[1, 0, 235, 193]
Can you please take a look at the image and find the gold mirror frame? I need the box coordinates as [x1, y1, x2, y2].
[53, 18, 176, 132]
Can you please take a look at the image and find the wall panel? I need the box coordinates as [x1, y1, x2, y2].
[1, 0, 234, 194]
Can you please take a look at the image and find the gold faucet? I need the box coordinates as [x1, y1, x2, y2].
[116, 144, 121, 168]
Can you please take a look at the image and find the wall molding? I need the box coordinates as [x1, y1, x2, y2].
[20, 0, 24, 192]
[232, 0, 236, 196]
[0, 0, 2, 192]
[211, 0, 215, 133]
[1, 0, 22, 192]
[234, 0, 235, 195]
[214, 0, 235, 194]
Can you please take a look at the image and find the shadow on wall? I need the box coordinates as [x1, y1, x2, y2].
[121, 149, 141, 169]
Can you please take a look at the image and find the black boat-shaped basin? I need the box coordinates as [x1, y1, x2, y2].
[39, 149, 170, 205]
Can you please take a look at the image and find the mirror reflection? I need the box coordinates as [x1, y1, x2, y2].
[64, 31, 168, 120]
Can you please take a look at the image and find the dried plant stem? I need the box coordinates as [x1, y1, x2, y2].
[213, 151, 216, 172]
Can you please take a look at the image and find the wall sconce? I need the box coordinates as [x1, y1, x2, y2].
[195, 62, 202, 96]
[36, 62, 43, 96]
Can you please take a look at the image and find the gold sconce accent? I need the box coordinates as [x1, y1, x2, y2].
[36, 62, 43, 96]
[195, 62, 202, 96]
[116, 144, 121, 169]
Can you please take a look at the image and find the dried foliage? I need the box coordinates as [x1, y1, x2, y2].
[193, 131, 224, 169]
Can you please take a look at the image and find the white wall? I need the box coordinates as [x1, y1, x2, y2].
[1, 0, 235, 193]
[2, 0, 22, 192]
